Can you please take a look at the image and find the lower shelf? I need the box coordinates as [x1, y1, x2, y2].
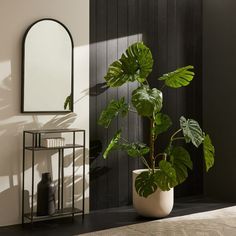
[24, 207, 83, 221]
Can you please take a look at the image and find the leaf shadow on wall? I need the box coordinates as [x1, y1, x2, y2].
[0, 105, 89, 220]
[0, 76, 12, 117]
[80, 85, 111, 181]
[0, 74, 27, 222]
[21, 114, 89, 216]
[89, 82, 108, 97]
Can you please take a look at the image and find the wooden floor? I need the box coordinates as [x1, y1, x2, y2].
[0, 196, 234, 236]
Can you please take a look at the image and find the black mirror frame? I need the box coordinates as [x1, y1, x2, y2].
[21, 18, 74, 114]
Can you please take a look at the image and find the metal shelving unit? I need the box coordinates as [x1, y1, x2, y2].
[22, 128, 85, 224]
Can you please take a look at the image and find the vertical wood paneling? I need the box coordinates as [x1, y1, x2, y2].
[186, 0, 203, 196]
[203, 0, 236, 201]
[107, 0, 119, 208]
[90, 0, 203, 210]
[156, 0, 169, 155]
[89, 0, 97, 211]
[175, 0, 191, 197]
[137, 0, 144, 169]
[94, 0, 108, 210]
[117, 0, 129, 206]
[127, 0, 140, 203]
[157, 0, 168, 78]
[167, 0, 178, 134]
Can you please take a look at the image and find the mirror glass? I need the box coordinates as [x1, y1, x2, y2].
[22, 19, 73, 113]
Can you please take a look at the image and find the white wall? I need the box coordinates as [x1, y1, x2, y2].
[0, 0, 89, 226]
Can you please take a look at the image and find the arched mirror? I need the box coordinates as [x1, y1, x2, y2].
[21, 19, 73, 113]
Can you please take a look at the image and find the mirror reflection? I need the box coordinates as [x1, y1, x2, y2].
[22, 19, 73, 113]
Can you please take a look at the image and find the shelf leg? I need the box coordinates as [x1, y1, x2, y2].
[31, 134, 35, 224]
[61, 148, 64, 210]
[22, 132, 26, 225]
[82, 130, 85, 219]
[72, 131, 75, 220]
[39, 133, 41, 147]
[35, 134, 38, 148]
[58, 149, 61, 210]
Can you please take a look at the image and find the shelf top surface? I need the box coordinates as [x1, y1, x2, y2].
[25, 144, 84, 150]
[24, 128, 85, 134]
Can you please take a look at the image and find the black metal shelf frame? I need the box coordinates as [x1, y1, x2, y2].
[22, 129, 86, 224]
[24, 207, 83, 221]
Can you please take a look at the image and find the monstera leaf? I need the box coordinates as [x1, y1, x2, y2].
[155, 160, 177, 191]
[180, 116, 204, 147]
[135, 160, 177, 197]
[121, 143, 150, 157]
[132, 86, 162, 117]
[98, 97, 129, 128]
[105, 42, 153, 87]
[103, 130, 121, 159]
[170, 146, 193, 184]
[203, 134, 215, 171]
[158, 65, 194, 88]
[135, 171, 158, 198]
[152, 113, 172, 138]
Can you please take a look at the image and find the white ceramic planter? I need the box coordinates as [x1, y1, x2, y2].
[132, 169, 174, 218]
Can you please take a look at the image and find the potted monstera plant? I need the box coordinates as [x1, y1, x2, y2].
[98, 42, 215, 218]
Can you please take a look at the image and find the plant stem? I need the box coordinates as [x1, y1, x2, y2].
[161, 84, 166, 90]
[140, 156, 151, 170]
[166, 129, 183, 156]
[150, 119, 155, 171]
[170, 129, 182, 141]
[172, 137, 185, 141]
[144, 78, 150, 87]
[154, 152, 166, 160]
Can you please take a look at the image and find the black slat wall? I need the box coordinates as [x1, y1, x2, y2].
[90, 0, 202, 210]
[203, 0, 236, 201]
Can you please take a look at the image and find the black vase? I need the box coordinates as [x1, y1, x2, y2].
[37, 172, 56, 216]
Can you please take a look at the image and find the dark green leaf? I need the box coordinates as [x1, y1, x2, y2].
[132, 86, 162, 117]
[180, 116, 204, 147]
[121, 143, 150, 157]
[98, 97, 129, 128]
[135, 171, 158, 198]
[152, 113, 172, 137]
[103, 130, 121, 159]
[64, 94, 72, 110]
[135, 161, 179, 196]
[105, 42, 153, 87]
[203, 134, 215, 171]
[158, 65, 195, 88]
[170, 146, 193, 184]
[155, 160, 177, 191]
